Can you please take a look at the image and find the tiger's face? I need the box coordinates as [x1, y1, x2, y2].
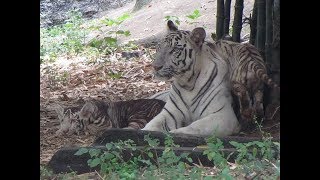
[152, 21, 206, 80]
[55, 107, 82, 136]
[77, 100, 112, 133]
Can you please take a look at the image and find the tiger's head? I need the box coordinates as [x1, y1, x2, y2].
[55, 105, 82, 136]
[152, 20, 206, 80]
[77, 100, 112, 133]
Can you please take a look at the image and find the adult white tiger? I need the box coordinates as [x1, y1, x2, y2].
[142, 21, 240, 137]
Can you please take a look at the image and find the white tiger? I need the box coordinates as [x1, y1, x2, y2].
[142, 20, 240, 137]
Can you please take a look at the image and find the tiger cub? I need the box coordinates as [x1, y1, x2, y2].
[55, 99, 165, 135]
[55, 105, 82, 136]
[209, 40, 279, 125]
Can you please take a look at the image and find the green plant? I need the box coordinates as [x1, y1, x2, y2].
[203, 136, 228, 169]
[101, 13, 131, 26]
[228, 119, 280, 179]
[74, 132, 279, 179]
[75, 139, 139, 179]
[186, 9, 201, 20]
[40, 10, 88, 62]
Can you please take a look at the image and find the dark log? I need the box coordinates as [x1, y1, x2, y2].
[48, 129, 280, 174]
[223, 0, 232, 35]
[249, 0, 258, 45]
[92, 129, 279, 147]
[216, 0, 225, 40]
[232, 0, 244, 42]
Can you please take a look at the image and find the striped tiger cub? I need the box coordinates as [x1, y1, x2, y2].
[209, 40, 279, 124]
[142, 20, 241, 137]
[55, 98, 165, 136]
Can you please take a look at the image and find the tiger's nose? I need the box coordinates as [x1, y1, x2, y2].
[153, 65, 163, 71]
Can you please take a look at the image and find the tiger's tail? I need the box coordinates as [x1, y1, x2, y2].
[254, 64, 280, 91]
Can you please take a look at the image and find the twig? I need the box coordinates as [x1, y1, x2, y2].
[270, 106, 280, 120]
[94, 170, 105, 180]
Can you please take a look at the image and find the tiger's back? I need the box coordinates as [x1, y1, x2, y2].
[211, 40, 279, 125]
[56, 99, 165, 136]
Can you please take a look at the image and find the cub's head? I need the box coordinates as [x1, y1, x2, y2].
[152, 20, 206, 80]
[55, 105, 81, 136]
[78, 100, 112, 131]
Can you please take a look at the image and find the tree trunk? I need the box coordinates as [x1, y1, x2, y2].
[216, 0, 225, 40]
[224, 0, 232, 36]
[268, 0, 280, 103]
[249, 0, 258, 45]
[132, 0, 153, 12]
[265, 0, 273, 64]
[273, 0, 280, 49]
[232, 0, 244, 42]
[255, 0, 266, 57]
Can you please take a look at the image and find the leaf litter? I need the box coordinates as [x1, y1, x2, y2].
[40, 48, 170, 165]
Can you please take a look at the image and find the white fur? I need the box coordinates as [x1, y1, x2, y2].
[143, 42, 240, 137]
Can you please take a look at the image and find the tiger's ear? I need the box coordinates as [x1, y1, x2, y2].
[55, 104, 65, 121]
[167, 20, 178, 31]
[191, 27, 206, 47]
[64, 109, 72, 118]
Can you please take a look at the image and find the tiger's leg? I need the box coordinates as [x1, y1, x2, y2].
[231, 82, 253, 123]
[169, 104, 240, 137]
[125, 115, 148, 129]
[253, 89, 264, 120]
[142, 113, 169, 132]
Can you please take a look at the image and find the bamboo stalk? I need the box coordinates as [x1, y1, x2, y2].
[216, 0, 225, 40]
[249, 0, 257, 45]
[232, 0, 244, 42]
[256, 0, 266, 57]
[224, 0, 232, 35]
[273, 0, 280, 49]
[265, 0, 274, 63]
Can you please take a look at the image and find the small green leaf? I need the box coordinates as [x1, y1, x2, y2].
[74, 148, 88, 156]
[116, 30, 125, 34]
[124, 30, 131, 37]
[117, 13, 130, 23]
[255, 141, 265, 148]
[187, 157, 193, 163]
[88, 158, 101, 167]
[104, 152, 115, 160]
[204, 176, 213, 180]
[148, 152, 154, 158]
[229, 141, 243, 148]
[252, 147, 258, 158]
[106, 143, 113, 150]
[89, 149, 101, 157]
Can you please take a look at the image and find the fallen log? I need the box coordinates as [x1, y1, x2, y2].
[48, 129, 279, 174]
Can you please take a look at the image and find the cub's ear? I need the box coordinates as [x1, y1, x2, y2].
[54, 104, 65, 121]
[191, 27, 206, 47]
[79, 101, 96, 118]
[167, 20, 178, 31]
[64, 109, 72, 118]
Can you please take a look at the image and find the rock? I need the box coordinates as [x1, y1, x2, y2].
[40, 0, 134, 28]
